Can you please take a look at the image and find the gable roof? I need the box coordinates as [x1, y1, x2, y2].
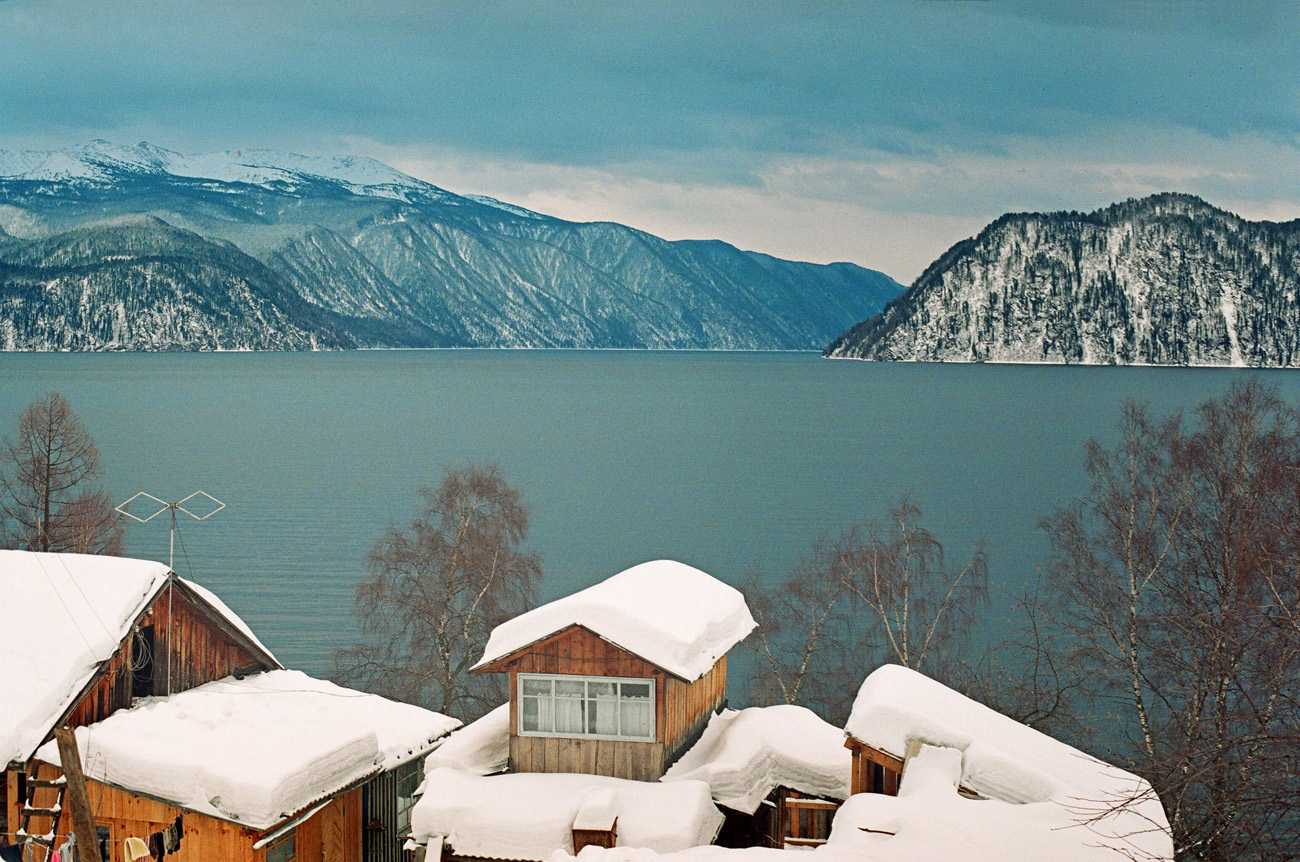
[0, 550, 279, 767]
[36, 669, 461, 831]
[472, 560, 756, 682]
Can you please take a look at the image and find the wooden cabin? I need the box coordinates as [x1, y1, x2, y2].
[474, 623, 727, 782]
[1, 551, 456, 862]
[469, 560, 757, 783]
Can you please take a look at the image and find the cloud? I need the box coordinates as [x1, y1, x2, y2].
[2, 0, 1298, 277]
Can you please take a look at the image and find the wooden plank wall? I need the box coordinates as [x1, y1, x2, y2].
[60, 585, 271, 733]
[845, 740, 903, 797]
[361, 769, 399, 862]
[13, 772, 361, 862]
[660, 655, 727, 768]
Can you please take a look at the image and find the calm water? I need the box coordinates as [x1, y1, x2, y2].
[0, 351, 1290, 678]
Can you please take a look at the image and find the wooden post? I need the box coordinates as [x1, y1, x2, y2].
[54, 728, 102, 862]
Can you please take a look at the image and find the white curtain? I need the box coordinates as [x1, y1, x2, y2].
[555, 680, 586, 734]
[619, 682, 652, 738]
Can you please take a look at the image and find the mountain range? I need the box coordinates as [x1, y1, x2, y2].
[826, 194, 1300, 366]
[0, 141, 903, 351]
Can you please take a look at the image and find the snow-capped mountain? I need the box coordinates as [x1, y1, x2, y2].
[825, 194, 1300, 366]
[0, 141, 902, 351]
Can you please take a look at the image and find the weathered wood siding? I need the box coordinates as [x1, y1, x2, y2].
[661, 655, 727, 767]
[13, 772, 361, 862]
[498, 625, 726, 780]
[60, 583, 272, 732]
[845, 738, 903, 797]
[362, 769, 400, 862]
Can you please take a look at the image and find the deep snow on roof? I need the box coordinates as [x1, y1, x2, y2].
[474, 560, 755, 681]
[0, 551, 170, 766]
[412, 768, 723, 861]
[550, 741, 1173, 862]
[844, 665, 1173, 859]
[663, 706, 851, 814]
[179, 576, 278, 664]
[424, 703, 510, 777]
[35, 669, 460, 830]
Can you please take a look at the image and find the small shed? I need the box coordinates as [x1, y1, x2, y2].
[470, 560, 755, 782]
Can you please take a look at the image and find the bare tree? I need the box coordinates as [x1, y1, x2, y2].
[742, 498, 988, 723]
[836, 498, 989, 673]
[1, 391, 124, 554]
[332, 464, 542, 719]
[1044, 380, 1300, 861]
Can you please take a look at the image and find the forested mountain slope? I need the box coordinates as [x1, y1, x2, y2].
[826, 194, 1300, 366]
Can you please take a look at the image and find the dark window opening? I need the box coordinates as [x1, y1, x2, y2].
[97, 825, 111, 861]
[132, 625, 156, 699]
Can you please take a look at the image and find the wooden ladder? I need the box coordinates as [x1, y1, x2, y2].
[16, 760, 66, 862]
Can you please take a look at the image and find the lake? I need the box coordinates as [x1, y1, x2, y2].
[0, 351, 1290, 680]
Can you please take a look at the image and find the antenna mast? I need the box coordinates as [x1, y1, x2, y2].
[115, 491, 225, 695]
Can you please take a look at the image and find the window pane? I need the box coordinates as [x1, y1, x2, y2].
[588, 698, 619, 736]
[588, 681, 616, 698]
[522, 678, 552, 696]
[555, 679, 585, 697]
[621, 682, 650, 700]
[620, 699, 652, 738]
[553, 686, 585, 733]
[521, 696, 542, 732]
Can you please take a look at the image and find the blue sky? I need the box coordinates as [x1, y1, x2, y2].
[3, 0, 1297, 281]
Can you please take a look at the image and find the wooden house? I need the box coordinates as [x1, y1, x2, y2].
[0, 551, 457, 862]
[469, 559, 757, 783]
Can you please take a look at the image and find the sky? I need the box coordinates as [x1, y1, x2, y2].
[2, 0, 1298, 283]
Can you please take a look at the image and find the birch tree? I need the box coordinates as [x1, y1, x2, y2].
[1, 391, 124, 554]
[742, 498, 988, 723]
[332, 464, 542, 718]
[1044, 381, 1300, 861]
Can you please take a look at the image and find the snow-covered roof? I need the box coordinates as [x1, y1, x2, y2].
[474, 560, 756, 681]
[0, 551, 281, 767]
[0, 551, 170, 766]
[539, 742, 1173, 862]
[424, 703, 510, 777]
[663, 706, 851, 814]
[35, 669, 461, 831]
[178, 576, 278, 664]
[412, 768, 723, 861]
[844, 665, 1173, 859]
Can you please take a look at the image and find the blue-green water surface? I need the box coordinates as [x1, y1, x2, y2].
[0, 351, 1286, 677]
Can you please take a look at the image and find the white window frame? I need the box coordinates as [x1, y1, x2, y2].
[395, 756, 423, 836]
[517, 672, 656, 742]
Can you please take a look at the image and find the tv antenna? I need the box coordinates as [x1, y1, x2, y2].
[115, 491, 225, 696]
[116, 491, 226, 571]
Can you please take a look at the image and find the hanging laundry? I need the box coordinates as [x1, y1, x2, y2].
[50, 851, 61, 862]
[125, 835, 152, 860]
[148, 831, 164, 860]
[162, 814, 184, 855]
[57, 832, 77, 860]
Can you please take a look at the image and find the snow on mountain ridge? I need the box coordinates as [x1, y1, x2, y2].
[0, 140, 459, 203]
